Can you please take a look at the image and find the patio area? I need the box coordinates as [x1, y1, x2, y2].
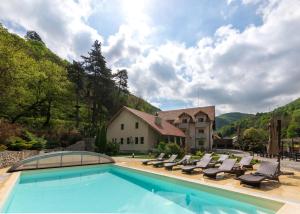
[114, 157, 300, 204]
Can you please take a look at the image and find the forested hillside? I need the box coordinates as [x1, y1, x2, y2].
[216, 112, 253, 130]
[0, 24, 159, 151]
[218, 98, 300, 139]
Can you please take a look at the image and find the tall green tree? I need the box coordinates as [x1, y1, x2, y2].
[82, 40, 115, 126]
[114, 69, 129, 95]
[25, 31, 44, 44]
[67, 60, 85, 128]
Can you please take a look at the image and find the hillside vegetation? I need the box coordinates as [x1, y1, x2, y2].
[0, 24, 159, 151]
[219, 98, 300, 139]
[216, 112, 253, 130]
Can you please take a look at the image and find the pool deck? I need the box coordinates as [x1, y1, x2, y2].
[114, 157, 300, 213]
[1, 157, 300, 213]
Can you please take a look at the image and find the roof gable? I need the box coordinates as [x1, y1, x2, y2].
[158, 106, 215, 122]
[109, 106, 185, 137]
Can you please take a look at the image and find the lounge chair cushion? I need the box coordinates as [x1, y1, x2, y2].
[239, 174, 266, 183]
[203, 168, 221, 175]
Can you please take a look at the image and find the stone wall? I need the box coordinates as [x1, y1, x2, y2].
[0, 150, 39, 169]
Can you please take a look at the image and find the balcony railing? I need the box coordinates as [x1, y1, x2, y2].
[178, 123, 189, 129]
[196, 133, 206, 139]
[195, 122, 209, 128]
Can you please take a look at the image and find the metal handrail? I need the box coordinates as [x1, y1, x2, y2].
[8, 151, 115, 172]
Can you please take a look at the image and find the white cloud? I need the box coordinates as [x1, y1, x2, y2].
[1, 0, 299, 115]
[124, 0, 300, 114]
[0, 0, 102, 59]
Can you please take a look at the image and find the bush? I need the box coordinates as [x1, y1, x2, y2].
[0, 144, 7, 151]
[7, 136, 32, 150]
[165, 143, 184, 157]
[195, 150, 204, 157]
[95, 126, 106, 153]
[105, 141, 120, 155]
[157, 141, 166, 154]
[0, 120, 22, 145]
[23, 131, 46, 150]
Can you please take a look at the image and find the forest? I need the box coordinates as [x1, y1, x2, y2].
[0, 24, 159, 152]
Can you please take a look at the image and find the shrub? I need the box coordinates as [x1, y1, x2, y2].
[195, 150, 204, 157]
[95, 126, 106, 153]
[23, 131, 46, 150]
[7, 136, 32, 150]
[165, 143, 184, 157]
[105, 141, 120, 155]
[0, 120, 22, 145]
[157, 141, 166, 154]
[0, 144, 7, 151]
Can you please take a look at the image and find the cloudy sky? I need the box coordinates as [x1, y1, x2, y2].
[1, 0, 300, 115]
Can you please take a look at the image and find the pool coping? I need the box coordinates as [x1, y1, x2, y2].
[0, 171, 20, 211]
[0, 163, 299, 214]
[114, 162, 300, 214]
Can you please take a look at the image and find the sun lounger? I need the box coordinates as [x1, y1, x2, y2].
[190, 153, 213, 164]
[164, 155, 192, 170]
[236, 156, 254, 169]
[182, 157, 212, 174]
[152, 154, 178, 167]
[206, 154, 229, 168]
[203, 159, 237, 179]
[142, 153, 165, 165]
[238, 161, 279, 187]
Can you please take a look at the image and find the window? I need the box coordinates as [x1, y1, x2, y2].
[127, 137, 130, 144]
[198, 118, 204, 122]
[198, 129, 204, 134]
[121, 124, 124, 130]
[140, 137, 144, 144]
[120, 138, 124, 144]
[135, 122, 139, 129]
[198, 140, 204, 146]
[135, 137, 139, 144]
[182, 118, 188, 123]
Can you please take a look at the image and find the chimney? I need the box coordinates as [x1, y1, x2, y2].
[154, 112, 162, 126]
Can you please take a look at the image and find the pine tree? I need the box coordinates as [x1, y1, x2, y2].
[114, 69, 129, 96]
[67, 60, 85, 128]
[25, 31, 44, 44]
[82, 40, 115, 126]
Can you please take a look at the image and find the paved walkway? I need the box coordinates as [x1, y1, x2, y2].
[254, 156, 300, 172]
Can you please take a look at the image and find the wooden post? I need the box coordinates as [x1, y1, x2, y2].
[277, 120, 281, 172]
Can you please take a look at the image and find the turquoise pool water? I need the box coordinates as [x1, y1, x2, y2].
[2, 165, 279, 213]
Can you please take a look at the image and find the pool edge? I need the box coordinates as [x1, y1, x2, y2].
[115, 163, 300, 214]
[0, 171, 20, 211]
[1, 164, 299, 214]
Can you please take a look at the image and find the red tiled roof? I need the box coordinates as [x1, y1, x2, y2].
[158, 106, 215, 122]
[116, 107, 185, 137]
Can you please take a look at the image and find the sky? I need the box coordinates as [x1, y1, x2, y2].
[0, 0, 300, 115]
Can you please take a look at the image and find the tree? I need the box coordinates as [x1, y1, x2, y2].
[95, 126, 107, 153]
[287, 110, 300, 138]
[67, 60, 85, 128]
[82, 40, 115, 126]
[241, 127, 267, 152]
[25, 31, 44, 44]
[114, 69, 129, 95]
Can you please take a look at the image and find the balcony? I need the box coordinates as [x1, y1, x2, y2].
[195, 122, 209, 128]
[196, 133, 206, 139]
[178, 123, 189, 129]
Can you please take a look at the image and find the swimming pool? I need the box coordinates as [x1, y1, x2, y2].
[2, 165, 283, 213]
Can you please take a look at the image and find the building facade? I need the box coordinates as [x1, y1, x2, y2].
[158, 106, 215, 151]
[107, 107, 185, 152]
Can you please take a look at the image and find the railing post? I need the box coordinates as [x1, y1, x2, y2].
[81, 153, 83, 165]
[60, 153, 63, 167]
